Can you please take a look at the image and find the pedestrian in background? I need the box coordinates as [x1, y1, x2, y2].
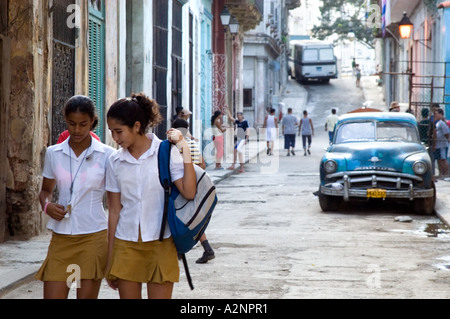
[299, 110, 314, 156]
[211, 110, 226, 170]
[264, 108, 278, 156]
[434, 108, 449, 179]
[389, 101, 400, 112]
[418, 108, 436, 181]
[171, 106, 183, 124]
[325, 108, 339, 144]
[172, 118, 205, 169]
[355, 64, 361, 88]
[105, 92, 197, 299]
[281, 107, 298, 156]
[36, 95, 115, 299]
[352, 58, 356, 77]
[226, 107, 250, 173]
[179, 108, 197, 142]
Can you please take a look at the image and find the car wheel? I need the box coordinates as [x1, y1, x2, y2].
[318, 190, 340, 212]
[412, 182, 436, 215]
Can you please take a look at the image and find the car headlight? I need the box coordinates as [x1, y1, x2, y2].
[324, 159, 338, 173]
[413, 161, 427, 175]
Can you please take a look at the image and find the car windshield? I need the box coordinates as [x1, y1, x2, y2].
[334, 121, 420, 144]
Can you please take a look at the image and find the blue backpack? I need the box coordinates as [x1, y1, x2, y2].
[158, 140, 217, 290]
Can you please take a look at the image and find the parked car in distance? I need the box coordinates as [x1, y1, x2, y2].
[318, 112, 435, 214]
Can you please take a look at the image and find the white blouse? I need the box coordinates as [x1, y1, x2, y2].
[105, 134, 184, 242]
[42, 137, 115, 235]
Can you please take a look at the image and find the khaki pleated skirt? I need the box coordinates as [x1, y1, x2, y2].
[106, 236, 179, 284]
[35, 230, 107, 282]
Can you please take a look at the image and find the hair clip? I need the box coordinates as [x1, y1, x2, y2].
[126, 97, 138, 103]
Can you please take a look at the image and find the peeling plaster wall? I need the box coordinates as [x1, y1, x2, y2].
[5, 0, 51, 240]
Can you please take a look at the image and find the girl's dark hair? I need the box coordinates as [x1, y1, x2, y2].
[211, 110, 222, 126]
[64, 95, 98, 130]
[107, 92, 162, 135]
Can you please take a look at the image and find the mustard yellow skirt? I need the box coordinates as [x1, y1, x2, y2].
[106, 236, 179, 284]
[35, 230, 107, 282]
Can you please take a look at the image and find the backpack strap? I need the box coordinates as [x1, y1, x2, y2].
[158, 140, 172, 242]
[181, 254, 194, 290]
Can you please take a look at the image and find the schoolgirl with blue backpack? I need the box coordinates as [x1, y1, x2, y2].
[104, 93, 198, 299]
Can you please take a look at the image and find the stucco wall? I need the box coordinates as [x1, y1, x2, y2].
[6, 0, 51, 239]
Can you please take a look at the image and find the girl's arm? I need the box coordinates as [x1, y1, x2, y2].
[168, 129, 197, 200]
[105, 191, 122, 290]
[225, 106, 235, 123]
[39, 178, 66, 221]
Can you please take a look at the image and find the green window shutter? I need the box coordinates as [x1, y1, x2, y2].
[88, 12, 105, 141]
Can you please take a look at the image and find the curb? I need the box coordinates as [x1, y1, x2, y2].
[0, 265, 40, 298]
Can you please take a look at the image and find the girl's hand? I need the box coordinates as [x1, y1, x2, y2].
[166, 128, 184, 145]
[46, 203, 67, 221]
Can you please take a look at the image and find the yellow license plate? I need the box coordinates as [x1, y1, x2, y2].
[367, 189, 386, 198]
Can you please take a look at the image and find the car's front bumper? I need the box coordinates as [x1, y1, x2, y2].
[320, 171, 434, 201]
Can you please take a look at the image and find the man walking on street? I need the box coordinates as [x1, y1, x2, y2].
[299, 110, 314, 156]
[325, 108, 339, 144]
[281, 108, 298, 156]
[434, 108, 449, 179]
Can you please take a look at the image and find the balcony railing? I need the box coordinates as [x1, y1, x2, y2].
[226, 0, 263, 32]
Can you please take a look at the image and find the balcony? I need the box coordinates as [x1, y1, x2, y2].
[286, 0, 301, 10]
[388, 0, 421, 26]
[225, 0, 263, 32]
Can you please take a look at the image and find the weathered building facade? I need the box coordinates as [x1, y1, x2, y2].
[1, 0, 52, 241]
[376, 0, 450, 116]
[0, 0, 300, 241]
[0, 0, 206, 241]
[0, 0, 122, 242]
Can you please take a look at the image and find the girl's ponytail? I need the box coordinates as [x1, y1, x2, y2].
[107, 92, 162, 135]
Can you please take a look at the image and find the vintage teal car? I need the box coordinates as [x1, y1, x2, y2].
[319, 112, 435, 214]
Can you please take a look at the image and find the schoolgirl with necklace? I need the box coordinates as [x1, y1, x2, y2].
[36, 96, 115, 299]
[105, 92, 196, 299]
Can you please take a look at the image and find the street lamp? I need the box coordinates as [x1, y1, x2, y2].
[229, 16, 240, 35]
[220, 6, 231, 27]
[219, 7, 240, 124]
[347, 30, 355, 42]
[399, 11, 413, 39]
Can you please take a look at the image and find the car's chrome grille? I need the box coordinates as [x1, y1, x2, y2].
[326, 170, 422, 190]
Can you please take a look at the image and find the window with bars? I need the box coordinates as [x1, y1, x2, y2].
[51, 0, 76, 145]
[172, 1, 183, 119]
[88, 2, 105, 141]
[153, 0, 168, 140]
